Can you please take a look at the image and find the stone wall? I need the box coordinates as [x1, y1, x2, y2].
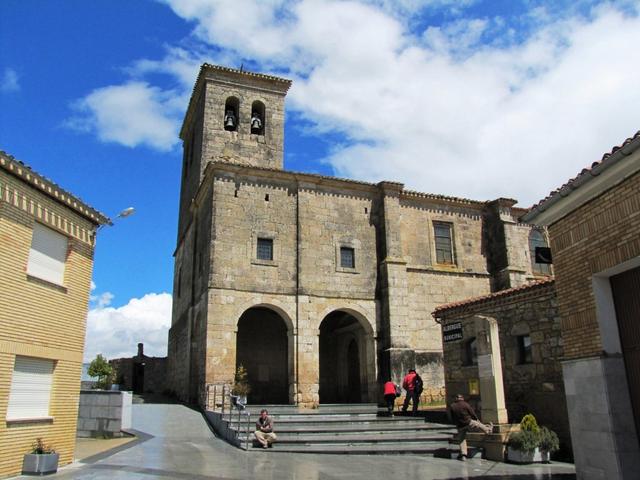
[77, 391, 132, 438]
[438, 280, 570, 451]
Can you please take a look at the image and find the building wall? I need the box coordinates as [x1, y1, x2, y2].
[547, 169, 640, 479]
[439, 282, 570, 452]
[0, 169, 96, 478]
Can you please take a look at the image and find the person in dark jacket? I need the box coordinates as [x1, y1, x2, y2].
[449, 394, 493, 461]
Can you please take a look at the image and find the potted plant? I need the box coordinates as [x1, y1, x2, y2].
[22, 438, 58, 475]
[507, 413, 542, 463]
[538, 426, 560, 463]
[231, 365, 251, 409]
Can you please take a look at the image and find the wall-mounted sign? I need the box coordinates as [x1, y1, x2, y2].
[443, 322, 463, 342]
[468, 379, 479, 396]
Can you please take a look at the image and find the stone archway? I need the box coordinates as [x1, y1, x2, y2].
[236, 307, 290, 404]
[319, 310, 375, 404]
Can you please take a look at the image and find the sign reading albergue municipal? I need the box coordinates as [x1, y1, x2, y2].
[442, 322, 463, 343]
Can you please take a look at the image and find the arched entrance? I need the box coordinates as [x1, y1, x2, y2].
[319, 310, 374, 404]
[236, 307, 289, 404]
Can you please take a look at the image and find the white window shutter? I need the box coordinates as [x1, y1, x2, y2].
[7, 356, 54, 420]
[27, 223, 67, 285]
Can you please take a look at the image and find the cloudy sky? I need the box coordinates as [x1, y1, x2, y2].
[1, 0, 638, 361]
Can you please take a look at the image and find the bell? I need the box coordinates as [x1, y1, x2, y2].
[225, 115, 235, 128]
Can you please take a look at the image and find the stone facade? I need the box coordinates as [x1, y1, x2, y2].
[435, 279, 571, 454]
[77, 391, 132, 438]
[167, 64, 552, 408]
[523, 132, 640, 480]
[109, 343, 167, 394]
[0, 152, 109, 477]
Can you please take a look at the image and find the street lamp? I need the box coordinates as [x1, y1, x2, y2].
[93, 207, 135, 239]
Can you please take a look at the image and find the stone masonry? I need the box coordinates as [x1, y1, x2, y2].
[167, 64, 552, 408]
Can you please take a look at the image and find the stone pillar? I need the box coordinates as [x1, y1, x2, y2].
[474, 316, 508, 424]
[377, 182, 413, 380]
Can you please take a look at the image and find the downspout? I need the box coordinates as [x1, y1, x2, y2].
[295, 182, 300, 406]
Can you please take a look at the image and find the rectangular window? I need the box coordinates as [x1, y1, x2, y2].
[434, 222, 454, 264]
[7, 356, 54, 420]
[27, 223, 68, 285]
[257, 238, 273, 261]
[517, 335, 532, 364]
[340, 247, 355, 269]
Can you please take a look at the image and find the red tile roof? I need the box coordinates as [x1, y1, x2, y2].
[432, 278, 555, 318]
[524, 130, 640, 220]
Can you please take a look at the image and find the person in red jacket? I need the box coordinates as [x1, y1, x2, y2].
[402, 369, 419, 415]
[383, 380, 398, 416]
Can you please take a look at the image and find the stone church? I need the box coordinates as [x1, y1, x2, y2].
[166, 64, 551, 407]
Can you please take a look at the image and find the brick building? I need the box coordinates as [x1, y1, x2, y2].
[434, 279, 571, 453]
[167, 64, 552, 408]
[522, 131, 640, 479]
[0, 151, 109, 477]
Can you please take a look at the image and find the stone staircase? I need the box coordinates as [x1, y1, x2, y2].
[206, 404, 458, 455]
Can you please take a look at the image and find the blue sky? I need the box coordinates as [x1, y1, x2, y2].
[1, 0, 639, 360]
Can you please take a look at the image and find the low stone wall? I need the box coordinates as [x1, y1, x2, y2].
[77, 391, 132, 438]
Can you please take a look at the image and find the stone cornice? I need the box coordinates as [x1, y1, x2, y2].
[0, 150, 111, 226]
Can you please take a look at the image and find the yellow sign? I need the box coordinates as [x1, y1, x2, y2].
[468, 378, 479, 396]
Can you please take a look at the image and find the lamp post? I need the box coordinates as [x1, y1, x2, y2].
[93, 207, 135, 242]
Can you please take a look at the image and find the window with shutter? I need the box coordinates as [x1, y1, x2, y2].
[27, 223, 68, 285]
[6, 356, 55, 420]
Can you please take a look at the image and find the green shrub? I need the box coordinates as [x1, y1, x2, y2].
[87, 354, 113, 390]
[539, 426, 559, 453]
[508, 429, 540, 453]
[520, 413, 540, 433]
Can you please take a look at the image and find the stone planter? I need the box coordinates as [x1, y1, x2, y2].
[22, 452, 59, 475]
[507, 446, 542, 464]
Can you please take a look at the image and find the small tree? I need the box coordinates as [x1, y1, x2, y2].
[232, 365, 251, 397]
[87, 354, 113, 390]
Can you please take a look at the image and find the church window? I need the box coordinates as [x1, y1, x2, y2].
[224, 97, 239, 132]
[517, 335, 532, 364]
[265, 194, 269, 202]
[529, 229, 552, 275]
[257, 238, 273, 261]
[340, 247, 355, 269]
[463, 338, 477, 366]
[434, 222, 454, 264]
[251, 101, 265, 135]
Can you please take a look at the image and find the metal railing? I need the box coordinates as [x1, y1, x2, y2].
[206, 384, 252, 450]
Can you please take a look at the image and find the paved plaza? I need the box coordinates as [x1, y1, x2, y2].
[18, 404, 576, 480]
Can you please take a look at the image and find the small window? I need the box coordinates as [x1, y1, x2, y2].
[463, 338, 478, 366]
[529, 230, 552, 275]
[7, 356, 54, 420]
[257, 238, 273, 261]
[434, 222, 454, 264]
[340, 247, 355, 269]
[27, 223, 68, 285]
[517, 335, 532, 364]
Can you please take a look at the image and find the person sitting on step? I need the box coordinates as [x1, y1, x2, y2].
[254, 408, 277, 449]
[449, 394, 493, 461]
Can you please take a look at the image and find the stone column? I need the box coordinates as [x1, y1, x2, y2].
[377, 182, 413, 381]
[474, 315, 508, 424]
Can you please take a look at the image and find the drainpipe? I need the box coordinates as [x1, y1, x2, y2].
[295, 182, 300, 406]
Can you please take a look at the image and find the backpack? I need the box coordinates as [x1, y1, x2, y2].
[394, 384, 402, 397]
[413, 374, 424, 395]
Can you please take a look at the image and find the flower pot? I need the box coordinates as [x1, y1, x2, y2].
[22, 452, 59, 475]
[507, 446, 542, 464]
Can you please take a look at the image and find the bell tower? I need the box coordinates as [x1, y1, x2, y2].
[180, 64, 291, 175]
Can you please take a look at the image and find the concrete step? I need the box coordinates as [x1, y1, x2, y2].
[238, 430, 454, 444]
[237, 403, 379, 415]
[246, 423, 450, 434]
[225, 414, 427, 426]
[246, 441, 455, 455]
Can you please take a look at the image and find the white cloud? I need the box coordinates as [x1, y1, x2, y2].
[74, 0, 640, 206]
[84, 292, 172, 362]
[1, 68, 20, 93]
[67, 81, 184, 151]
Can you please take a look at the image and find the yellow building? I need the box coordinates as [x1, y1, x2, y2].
[0, 151, 110, 477]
